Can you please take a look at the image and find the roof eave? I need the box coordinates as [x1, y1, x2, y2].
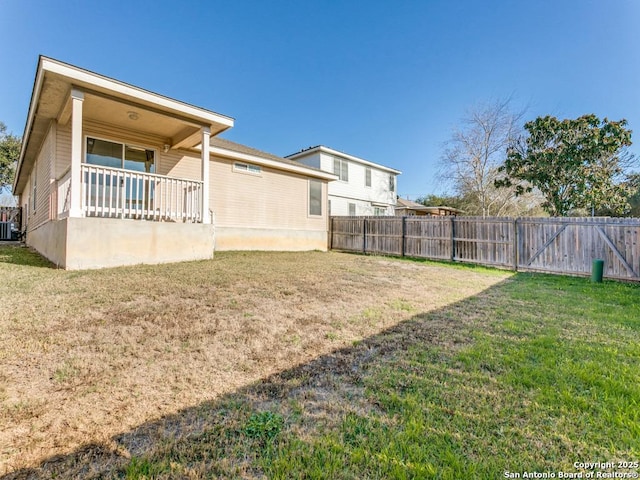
[287, 145, 402, 175]
[210, 146, 338, 181]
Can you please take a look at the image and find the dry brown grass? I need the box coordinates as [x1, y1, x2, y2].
[0, 247, 511, 476]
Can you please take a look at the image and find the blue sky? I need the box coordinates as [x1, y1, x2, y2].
[1, 0, 639, 198]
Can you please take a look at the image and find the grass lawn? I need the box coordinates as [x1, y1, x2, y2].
[0, 245, 638, 479]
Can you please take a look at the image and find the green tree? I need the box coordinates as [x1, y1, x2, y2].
[0, 122, 21, 193]
[497, 115, 634, 216]
[416, 193, 466, 211]
[621, 173, 640, 217]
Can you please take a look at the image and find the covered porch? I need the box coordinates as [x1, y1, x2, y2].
[16, 57, 236, 269]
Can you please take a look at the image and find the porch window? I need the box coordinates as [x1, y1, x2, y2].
[85, 137, 156, 213]
[86, 138, 155, 173]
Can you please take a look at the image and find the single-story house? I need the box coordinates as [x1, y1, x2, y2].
[14, 56, 336, 269]
[395, 197, 461, 216]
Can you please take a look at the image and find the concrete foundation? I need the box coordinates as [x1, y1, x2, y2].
[215, 226, 327, 251]
[27, 217, 215, 269]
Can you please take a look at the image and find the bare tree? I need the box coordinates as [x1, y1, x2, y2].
[439, 98, 537, 217]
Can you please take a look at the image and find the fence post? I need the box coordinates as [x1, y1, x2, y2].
[329, 216, 334, 251]
[450, 216, 456, 262]
[513, 218, 518, 271]
[401, 216, 406, 257]
[363, 217, 367, 254]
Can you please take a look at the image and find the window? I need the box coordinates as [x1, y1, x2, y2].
[309, 180, 322, 216]
[374, 207, 386, 216]
[389, 174, 395, 192]
[348, 203, 356, 216]
[365, 167, 371, 187]
[333, 157, 349, 182]
[31, 165, 37, 212]
[233, 162, 261, 174]
[86, 137, 155, 173]
[85, 137, 156, 211]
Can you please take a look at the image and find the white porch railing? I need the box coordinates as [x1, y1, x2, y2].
[78, 164, 203, 222]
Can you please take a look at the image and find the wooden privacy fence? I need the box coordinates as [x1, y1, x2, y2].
[330, 216, 640, 282]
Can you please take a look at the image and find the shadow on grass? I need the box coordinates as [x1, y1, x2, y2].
[0, 244, 55, 269]
[3, 273, 638, 478]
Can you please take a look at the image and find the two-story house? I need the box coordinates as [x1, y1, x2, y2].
[286, 146, 401, 216]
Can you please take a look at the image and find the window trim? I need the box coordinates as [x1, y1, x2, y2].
[84, 135, 156, 173]
[308, 179, 323, 217]
[333, 156, 349, 182]
[233, 162, 262, 176]
[31, 161, 37, 213]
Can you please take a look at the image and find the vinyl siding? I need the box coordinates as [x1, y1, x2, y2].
[161, 150, 201, 181]
[211, 156, 327, 231]
[159, 150, 328, 231]
[29, 123, 55, 229]
[56, 121, 71, 179]
[293, 154, 321, 169]
[318, 152, 396, 209]
[84, 120, 168, 156]
[329, 197, 394, 216]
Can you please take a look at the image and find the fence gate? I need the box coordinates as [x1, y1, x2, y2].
[516, 217, 640, 281]
[0, 207, 21, 241]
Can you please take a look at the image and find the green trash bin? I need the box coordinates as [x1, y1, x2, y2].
[591, 259, 604, 283]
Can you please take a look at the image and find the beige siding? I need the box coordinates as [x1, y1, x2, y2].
[20, 177, 30, 230]
[160, 150, 201, 181]
[29, 123, 55, 229]
[84, 120, 167, 155]
[211, 156, 328, 231]
[56, 121, 71, 179]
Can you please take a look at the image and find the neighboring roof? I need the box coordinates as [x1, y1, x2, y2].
[396, 198, 428, 209]
[210, 137, 337, 181]
[286, 145, 402, 175]
[395, 197, 463, 214]
[15, 56, 235, 192]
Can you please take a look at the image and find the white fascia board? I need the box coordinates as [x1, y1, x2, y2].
[288, 146, 402, 175]
[209, 146, 338, 181]
[42, 57, 235, 128]
[13, 60, 46, 191]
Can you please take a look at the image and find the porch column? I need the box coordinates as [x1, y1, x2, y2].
[201, 126, 211, 224]
[69, 88, 84, 218]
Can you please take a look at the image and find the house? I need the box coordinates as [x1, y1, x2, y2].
[13, 56, 336, 269]
[286, 146, 401, 216]
[395, 197, 461, 216]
